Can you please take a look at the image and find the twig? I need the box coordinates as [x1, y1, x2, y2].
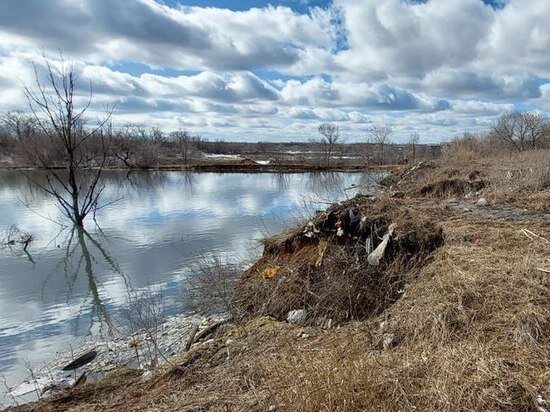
[520, 229, 549, 244]
[191, 317, 233, 344]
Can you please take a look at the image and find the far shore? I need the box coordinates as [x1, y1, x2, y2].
[0, 159, 398, 174]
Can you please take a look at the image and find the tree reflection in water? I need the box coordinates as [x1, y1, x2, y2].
[272, 172, 290, 191]
[307, 172, 346, 203]
[59, 226, 132, 338]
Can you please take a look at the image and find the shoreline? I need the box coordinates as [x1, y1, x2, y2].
[0, 163, 396, 174]
[3, 312, 231, 407]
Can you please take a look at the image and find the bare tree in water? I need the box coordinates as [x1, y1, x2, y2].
[24, 55, 112, 227]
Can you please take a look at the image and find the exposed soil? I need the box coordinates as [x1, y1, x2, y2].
[235, 196, 444, 323]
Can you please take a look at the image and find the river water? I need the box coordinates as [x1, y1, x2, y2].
[0, 170, 380, 401]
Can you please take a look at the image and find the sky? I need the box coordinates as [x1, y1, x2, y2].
[0, 0, 549, 143]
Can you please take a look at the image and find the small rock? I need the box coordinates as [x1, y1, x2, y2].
[287, 309, 307, 325]
[476, 197, 487, 207]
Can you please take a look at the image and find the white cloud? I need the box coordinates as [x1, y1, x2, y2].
[0, 0, 548, 142]
[334, 0, 494, 78]
[0, 0, 335, 72]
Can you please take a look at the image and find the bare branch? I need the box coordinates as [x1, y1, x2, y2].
[22, 53, 112, 227]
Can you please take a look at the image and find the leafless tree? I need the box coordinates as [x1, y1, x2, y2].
[0, 112, 38, 161]
[492, 111, 550, 151]
[316, 123, 341, 168]
[170, 129, 193, 165]
[24, 55, 112, 227]
[408, 132, 420, 163]
[1, 112, 36, 142]
[369, 124, 393, 164]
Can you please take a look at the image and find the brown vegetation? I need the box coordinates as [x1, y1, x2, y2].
[235, 196, 444, 323]
[0, 112, 440, 172]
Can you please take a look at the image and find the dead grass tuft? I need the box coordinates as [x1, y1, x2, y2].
[484, 150, 550, 209]
[391, 148, 549, 211]
[419, 178, 485, 198]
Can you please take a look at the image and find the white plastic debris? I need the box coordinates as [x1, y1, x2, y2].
[141, 370, 153, 382]
[368, 223, 396, 266]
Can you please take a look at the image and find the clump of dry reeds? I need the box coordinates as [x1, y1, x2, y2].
[484, 149, 550, 208]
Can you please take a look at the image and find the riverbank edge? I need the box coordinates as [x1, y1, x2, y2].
[0, 163, 397, 174]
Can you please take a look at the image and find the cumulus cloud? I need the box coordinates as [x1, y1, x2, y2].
[0, 0, 548, 142]
[0, 0, 335, 71]
[334, 0, 494, 78]
[422, 70, 544, 100]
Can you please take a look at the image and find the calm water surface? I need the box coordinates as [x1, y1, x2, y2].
[0, 170, 379, 395]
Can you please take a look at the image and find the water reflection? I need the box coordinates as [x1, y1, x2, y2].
[62, 227, 130, 337]
[307, 172, 346, 201]
[0, 170, 380, 397]
[272, 173, 290, 191]
[123, 170, 170, 193]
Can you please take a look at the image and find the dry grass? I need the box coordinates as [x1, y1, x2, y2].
[255, 219, 550, 412]
[392, 148, 550, 211]
[483, 150, 550, 209]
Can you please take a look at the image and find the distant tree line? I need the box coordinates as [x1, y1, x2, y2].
[0, 115, 445, 169]
[442, 111, 550, 160]
[0, 111, 206, 170]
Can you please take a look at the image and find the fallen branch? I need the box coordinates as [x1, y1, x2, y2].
[189, 317, 233, 347]
[184, 325, 199, 352]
